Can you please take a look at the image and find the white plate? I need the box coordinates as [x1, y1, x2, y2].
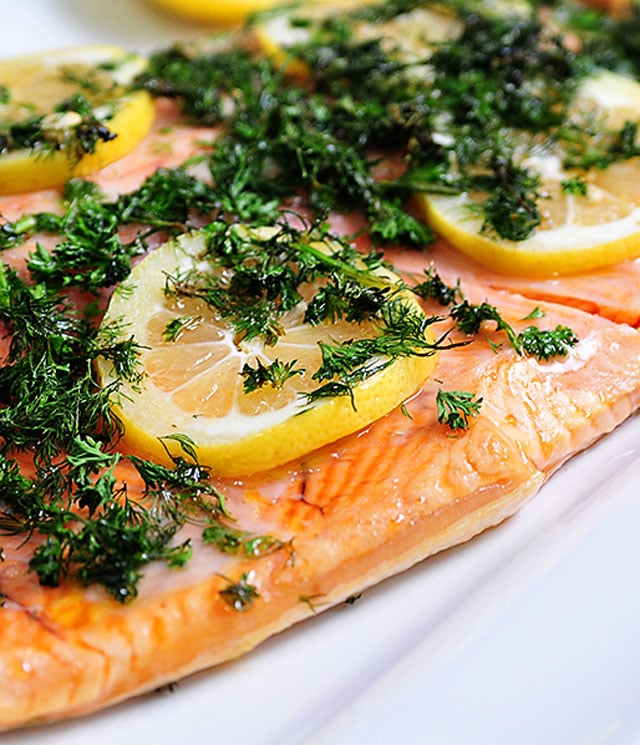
[3, 3, 640, 744]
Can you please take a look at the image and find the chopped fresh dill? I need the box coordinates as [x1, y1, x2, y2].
[412, 266, 462, 306]
[0, 444, 193, 603]
[219, 572, 260, 612]
[0, 267, 137, 460]
[202, 523, 283, 557]
[0, 0, 627, 601]
[479, 159, 542, 241]
[450, 298, 579, 361]
[436, 389, 483, 431]
[522, 306, 545, 320]
[450, 300, 518, 344]
[0, 107, 116, 161]
[561, 176, 588, 196]
[241, 358, 304, 393]
[163, 315, 203, 342]
[516, 324, 579, 361]
[27, 194, 132, 291]
[0, 256, 282, 602]
[559, 118, 640, 171]
[163, 221, 442, 404]
[304, 277, 390, 325]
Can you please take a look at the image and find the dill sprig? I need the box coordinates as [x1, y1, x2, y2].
[27, 193, 131, 291]
[114, 166, 220, 229]
[409, 269, 580, 362]
[450, 299, 579, 360]
[219, 572, 260, 612]
[0, 431, 279, 602]
[412, 266, 462, 306]
[0, 443, 192, 603]
[0, 104, 116, 161]
[164, 221, 441, 402]
[0, 267, 140, 460]
[1, 0, 630, 601]
[241, 358, 304, 393]
[516, 324, 579, 361]
[436, 389, 483, 431]
[203, 523, 283, 558]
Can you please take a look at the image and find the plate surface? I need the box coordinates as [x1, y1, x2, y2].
[3, 3, 640, 744]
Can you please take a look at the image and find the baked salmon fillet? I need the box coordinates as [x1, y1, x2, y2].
[1, 226, 640, 728]
[2, 0, 640, 732]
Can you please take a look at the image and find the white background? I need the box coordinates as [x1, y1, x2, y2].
[2, 3, 640, 744]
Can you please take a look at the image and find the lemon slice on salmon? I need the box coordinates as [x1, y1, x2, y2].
[97, 224, 438, 475]
[418, 70, 640, 276]
[0, 46, 154, 194]
[145, 0, 289, 26]
[253, 0, 462, 76]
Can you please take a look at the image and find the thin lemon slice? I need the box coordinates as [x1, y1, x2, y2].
[145, 0, 288, 26]
[418, 70, 640, 276]
[252, 0, 532, 77]
[253, 1, 462, 76]
[0, 46, 155, 193]
[97, 225, 437, 476]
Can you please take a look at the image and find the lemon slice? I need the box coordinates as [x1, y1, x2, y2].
[0, 45, 155, 194]
[97, 225, 438, 475]
[418, 70, 640, 276]
[254, 1, 461, 76]
[145, 0, 288, 26]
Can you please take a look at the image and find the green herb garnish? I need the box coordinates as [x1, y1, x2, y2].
[436, 389, 483, 431]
